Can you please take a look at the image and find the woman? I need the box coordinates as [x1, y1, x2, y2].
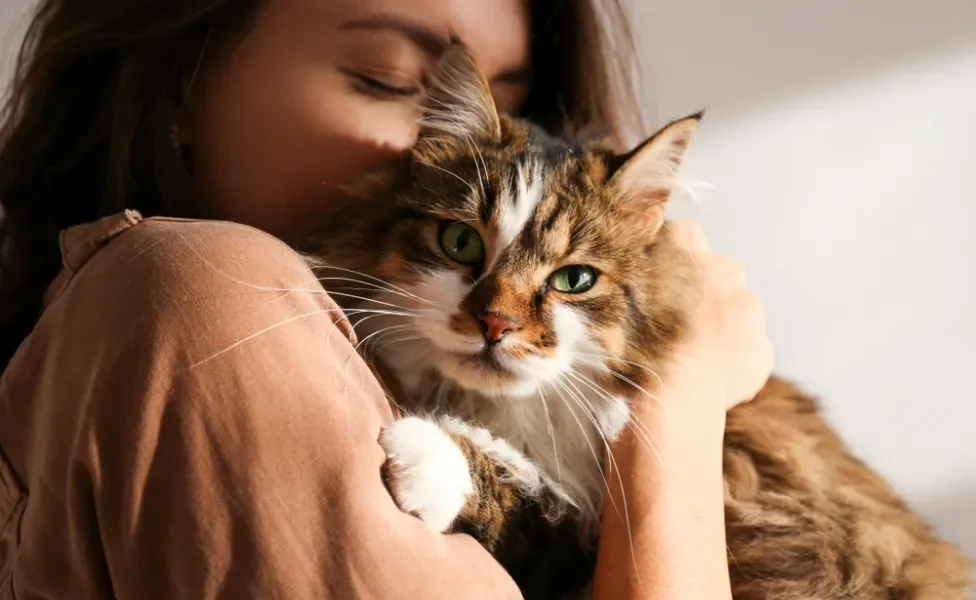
[0, 0, 771, 598]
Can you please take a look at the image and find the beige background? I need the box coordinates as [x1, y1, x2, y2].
[0, 0, 30, 94]
[635, 0, 976, 562]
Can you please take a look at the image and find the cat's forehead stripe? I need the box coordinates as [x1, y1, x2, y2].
[494, 158, 543, 252]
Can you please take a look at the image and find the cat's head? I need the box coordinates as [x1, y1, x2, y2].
[308, 45, 700, 400]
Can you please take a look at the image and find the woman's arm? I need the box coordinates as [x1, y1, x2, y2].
[33, 218, 521, 599]
[593, 380, 732, 600]
[592, 221, 773, 600]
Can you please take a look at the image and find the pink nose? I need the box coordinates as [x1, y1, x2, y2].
[476, 313, 519, 344]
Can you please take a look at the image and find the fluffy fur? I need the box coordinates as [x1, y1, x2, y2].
[378, 416, 474, 533]
[298, 46, 972, 599]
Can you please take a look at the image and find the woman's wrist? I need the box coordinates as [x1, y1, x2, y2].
[592, 378, 731, 600]
[616, 371, 728, 514]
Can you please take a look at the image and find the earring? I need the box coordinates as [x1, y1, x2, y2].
[169, 123, 183, 157]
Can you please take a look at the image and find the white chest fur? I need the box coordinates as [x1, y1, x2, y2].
[403, 367, 631, 534]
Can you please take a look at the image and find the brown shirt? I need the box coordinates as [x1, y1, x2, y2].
[0, 212, 521, 599]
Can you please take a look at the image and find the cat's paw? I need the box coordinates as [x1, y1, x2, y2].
[378, 416, 474, 533]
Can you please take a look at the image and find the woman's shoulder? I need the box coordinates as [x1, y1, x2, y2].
[1, 212, 379, 457]
[70, 215, 311, 294]
[41, 213, 356, 361]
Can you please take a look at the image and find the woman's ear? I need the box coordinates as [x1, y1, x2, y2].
[608, 112, 703, 235]
[151, 74, 197, 214]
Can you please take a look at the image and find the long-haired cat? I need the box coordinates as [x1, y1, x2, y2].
[298, 45, 972, 599]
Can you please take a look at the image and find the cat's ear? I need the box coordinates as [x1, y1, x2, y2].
[608, 112, 703, 235]
[414, 44, 501, 158]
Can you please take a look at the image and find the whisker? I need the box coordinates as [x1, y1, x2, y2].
[564, 369, 664, 468]
[343, 318, 414, 383]
[560, 369, 644, 585]
[370, 332, 428, 352]
[413, 157, 478, 193]
[307, 264, 434, 304]
[324, 286, 408, 297]
[454, 115, 487, 200]
[558, 374, 620, 470]
[313, 276, 432, 304]
[188, 307, 346, 370]
[545, 378, 604, 484]
[324, 291, 434, 314]
[575, 359, 665, 409]
[545, 375, 608, 472]
[357, 324, 413, 362]
[342, 308, 426, 319]
[532, 377, 562, 486]
[602, 369, 663, 407]
[575, 352, 666, 391]
[376, 335, 429, 349]
[568, 366, 667, 466]
[547, 375, 628, 532]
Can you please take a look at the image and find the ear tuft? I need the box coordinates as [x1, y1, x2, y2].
[608, 113, 703, 233]
[417, 44, 501, 147]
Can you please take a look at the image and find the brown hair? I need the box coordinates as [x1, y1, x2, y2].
[0, 0, 643, 370]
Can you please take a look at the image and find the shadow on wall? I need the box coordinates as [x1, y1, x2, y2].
[634, 0, 976, 123]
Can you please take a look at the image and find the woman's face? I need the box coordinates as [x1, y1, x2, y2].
[185, 0, 530, 238]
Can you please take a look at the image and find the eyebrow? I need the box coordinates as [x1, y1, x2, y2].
[338, 15, 450, 56]
[338, 15, 531, 89]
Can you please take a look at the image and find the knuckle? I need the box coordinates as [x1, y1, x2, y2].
[715, 255, 746, 282]
[670, 220, 709, 251]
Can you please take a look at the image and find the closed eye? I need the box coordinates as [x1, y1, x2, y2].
[342, 68, 421, 98]
[357, 75, 419, 97]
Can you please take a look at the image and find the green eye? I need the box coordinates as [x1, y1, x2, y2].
[439, 222, 485, 265]
[549, 265, 597, 294]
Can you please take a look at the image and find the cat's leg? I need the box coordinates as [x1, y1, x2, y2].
[377, 414, 546, 545]
[434, 416, 549, 551]
[378, 415, 596, 599]
[378, 415, 475, 533]
[437, 417, 598, 599]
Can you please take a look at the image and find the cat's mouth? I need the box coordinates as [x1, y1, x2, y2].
[460, 346, 513, 375]
[432, 344, 540, 397]
[410, 324, 542, 397]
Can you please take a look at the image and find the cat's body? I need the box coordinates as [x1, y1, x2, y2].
[721, 377, 969, 599]
[299, 46, 971, 599]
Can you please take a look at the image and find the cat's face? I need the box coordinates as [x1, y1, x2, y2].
[308, 46, 699, 399]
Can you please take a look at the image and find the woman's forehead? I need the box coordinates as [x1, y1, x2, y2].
[324, 0, 530, 81]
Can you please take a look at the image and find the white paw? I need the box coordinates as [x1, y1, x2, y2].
[378, 416, 474, 533]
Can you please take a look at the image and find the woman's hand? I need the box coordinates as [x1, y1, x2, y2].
[668, 219, 774, 411]
[593, 221, 772, 600]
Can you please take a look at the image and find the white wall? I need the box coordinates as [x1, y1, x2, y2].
[0, 0, 30, 98]
[2, 0, 973, 564]
[636, 0, 976, 559]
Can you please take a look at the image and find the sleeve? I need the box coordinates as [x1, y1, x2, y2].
[68, 219, 522, 599]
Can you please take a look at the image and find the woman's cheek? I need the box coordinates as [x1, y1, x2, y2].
[331, 97, 421, 156]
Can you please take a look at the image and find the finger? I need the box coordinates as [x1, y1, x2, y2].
[762, 338, 775, 375]
[668, 220, 711, 254]
[708, 255, 747, 295]
[726, 290, 765, 330]
[726, 337, 774, 409]
[743, 354, 774, 407]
